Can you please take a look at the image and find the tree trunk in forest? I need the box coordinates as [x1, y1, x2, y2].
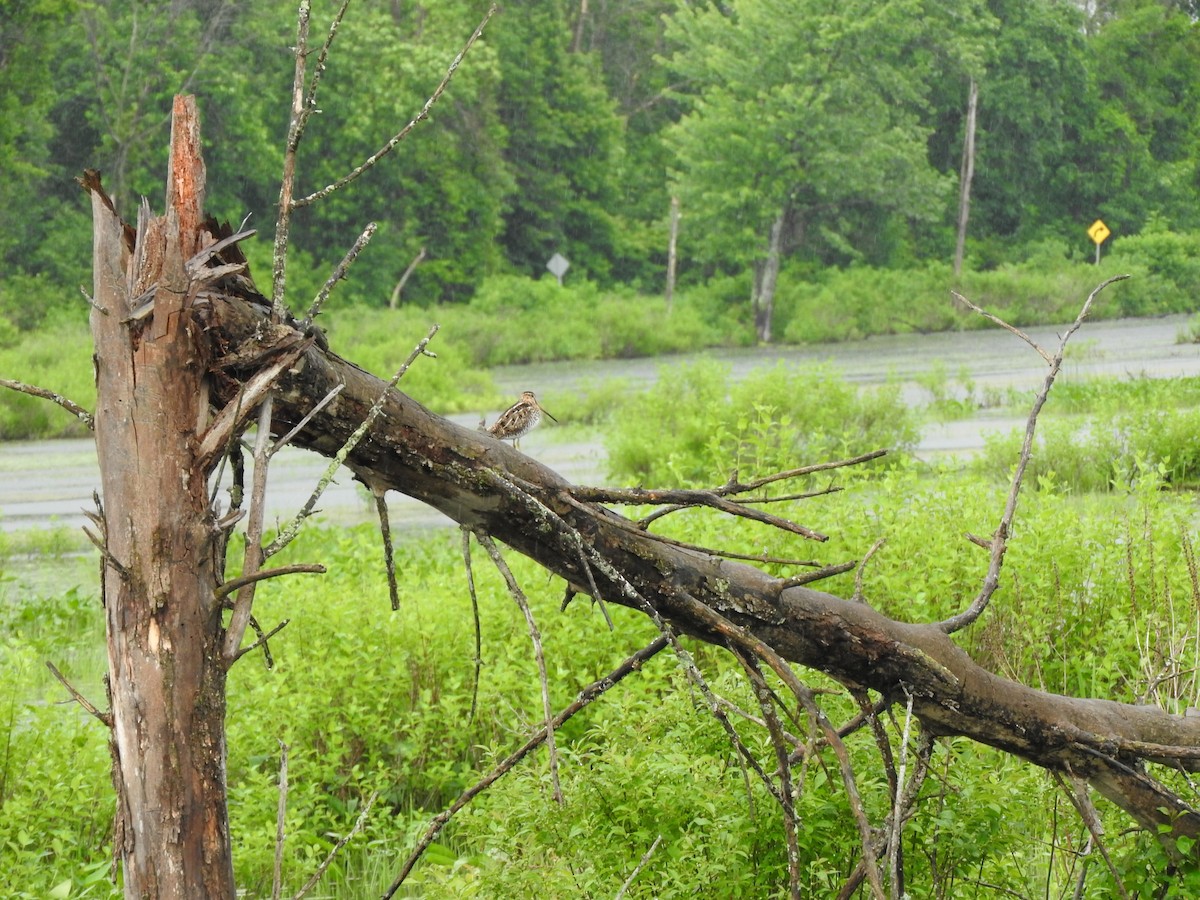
[752, 209, 785, 343]
[86, 96, 236, 898]
[953, 79, 978, 279]
[665, 195, 679, 314]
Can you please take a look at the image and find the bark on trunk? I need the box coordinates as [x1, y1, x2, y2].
[87, 96, 236, 899]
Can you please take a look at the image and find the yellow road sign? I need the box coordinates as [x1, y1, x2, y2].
[1088, 219, 1110, 245]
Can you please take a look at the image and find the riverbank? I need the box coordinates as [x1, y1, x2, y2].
[2, 313, 1196, 534]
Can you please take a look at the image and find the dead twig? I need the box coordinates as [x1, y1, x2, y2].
[294, 5, 499, 208]
[290, 790, 379, 900]
[46, 661, 111, 727]
[733, 647, 801, 900]
[302, 222, 376, 326]
[853, 538, 887, 604]
[614, 834, 663, 900]
[887, 691, 915, 900]
[569, 483, 828, 542]
[373, 488, 400, 610]
[475, 532, 563, 804]
[951, 291, 1054, 364]
[671, 590, 887, 899]
[223, 397, 275, 660]
[0, 378, 94, 429]
[776, 560, 857, 591]
[215, 564, 325, 600]
[461, 528, 484, 727]
[938, 275, 1130, 634]
[382, 636, 671, 899]
[270, 383, 344, 456]
[1057, 768, 1131, 900]
[272, 741, 288, 900]
[271, 0, 312, 313]
[233, 618, 291, 664]
[634, 450, 885, 528]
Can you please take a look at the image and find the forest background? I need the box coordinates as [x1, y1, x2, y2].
[6, 1, 1200, 898]
[3, 0, 1200, 437]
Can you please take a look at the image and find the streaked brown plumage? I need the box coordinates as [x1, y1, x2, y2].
[487, 390, 557, 448]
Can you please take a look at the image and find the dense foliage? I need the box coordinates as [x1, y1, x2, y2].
[4, 367, 1200, 896]
[2, 0, 1199, 340]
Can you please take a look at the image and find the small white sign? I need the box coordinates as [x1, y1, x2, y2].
[546, 252, 570, 284]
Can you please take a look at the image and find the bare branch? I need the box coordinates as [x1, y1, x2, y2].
[223, 398, 275, 660]
[271, 0, 312, 313]
[852, 538, 886, 604]
[290, 790, 379, 900]
[294, 5, 499, 208]
[733, 648, 801, 899]
[272, 741, 288, 900]
[614, 834, 663, 900]
[1057, 768, 1132, 900]
[951, 290, 1053, 363]
[570, 483, 828, 542]
[938, 275, 1130, 634]
[233, 618, 291, 665]
[374, 488, 399, 610]
[297, 0, 353, 140]
[80, 284, 109, 315]
[302, 221, 377, 326]
[887, 692, 915, 900]
[214, 563, 326, 601]
[670, 590, 886, 898]
[776, 560, 857, 591]
[46, 661, 111, 727]
[0, 378, 94, 429]
[82, 525, 130, 581]
[460, 527, 484, 727]
[475, 531, 563, 804]
[381, 636, 670, 898]
[270, 383, 344, 456]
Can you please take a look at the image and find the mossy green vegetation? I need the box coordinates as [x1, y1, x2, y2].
[3, 368, 1200, 896]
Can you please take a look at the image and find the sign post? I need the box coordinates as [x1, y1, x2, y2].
[1087, 219, 1110, 265]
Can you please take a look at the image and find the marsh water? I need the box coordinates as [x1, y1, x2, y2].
[2, 313, 1197, 535]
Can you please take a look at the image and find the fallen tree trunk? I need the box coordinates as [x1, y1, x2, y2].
[74, 94, 1200, 895]
[199, 288, 1200, 851]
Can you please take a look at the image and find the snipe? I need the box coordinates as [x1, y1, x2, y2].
[487, 391, 557, 448]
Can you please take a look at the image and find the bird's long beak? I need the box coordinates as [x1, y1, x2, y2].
[542, 408, 558, 423]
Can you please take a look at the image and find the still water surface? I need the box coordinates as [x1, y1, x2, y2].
[2, 313, 1196, 534]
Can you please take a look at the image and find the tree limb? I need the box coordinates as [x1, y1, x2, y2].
[200, 286, 1200, 858]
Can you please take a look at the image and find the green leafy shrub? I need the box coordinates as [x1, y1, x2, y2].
[975, 404, 1200, 492]
[1107, 225, 1200, 318]
[605, 360, 917, 486]
[449, 274, 720, 366]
